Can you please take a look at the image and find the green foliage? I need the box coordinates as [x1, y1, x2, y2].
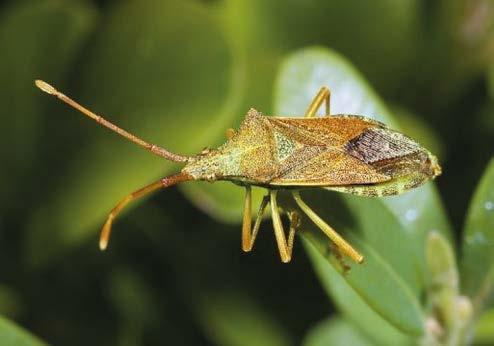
[195, 291, 290, 346]
[0, 0, 96, 212]
[1, 0, 493, 345]
[461, 159, 494, 308]
[303, 317, 371, 346]
[0, 316, 45, 346]
[475, 308, 494, 344]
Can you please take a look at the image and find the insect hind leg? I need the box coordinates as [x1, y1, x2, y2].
[304, 87, 331, 118]
[292, 191, 363, 264]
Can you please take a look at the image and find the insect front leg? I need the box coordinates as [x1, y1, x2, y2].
[99, 173, 191, 250]
[304, 87, 331, 117]
[292, 191, 364, 264]
[242, 188, 270, 252]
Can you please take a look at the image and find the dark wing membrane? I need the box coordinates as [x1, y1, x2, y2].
[344, 126, 421, 165]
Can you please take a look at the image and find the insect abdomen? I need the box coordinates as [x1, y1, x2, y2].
[325, 171, 429, 197]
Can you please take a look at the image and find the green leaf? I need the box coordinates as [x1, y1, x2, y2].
[460, 158, 494, 310]
[0, 315, 46, 346]
[0, 0, 97, 211]
[309, 259, 410, 345]
[303, 316, 373, 346]
[474, 308, 494, 344]
[274, 47, 452, 336]
[302, 232, 412, 345]
[303, 233, 422, 338]
[25, 0, 240, 267]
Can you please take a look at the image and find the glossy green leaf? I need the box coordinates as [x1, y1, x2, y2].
[301, 230, 411, 344]
[460, 158, 494, 309]
[303, 317, 373, 346]
[0, 315, 45, 346]
[304, 233, 423, 337]
[474, 308, 494, 344]
[274, 47, 452, 336]
[0, 0, 96, 211]
[25, 0, 240, 267]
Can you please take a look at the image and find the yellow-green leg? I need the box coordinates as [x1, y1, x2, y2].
[304, 87, 331, 118]
[270, 190, 299, 263]
[242, 187, 270, 252]
[292, 191, 364, 264]
[99, 173, 192, 251]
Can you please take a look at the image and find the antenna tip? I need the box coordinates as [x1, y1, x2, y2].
[99, 238, 108, 251]
[35, 79, 57, 95]
[99, 219, 112, 251]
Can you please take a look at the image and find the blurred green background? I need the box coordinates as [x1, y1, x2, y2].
[1, 0, 494, 345]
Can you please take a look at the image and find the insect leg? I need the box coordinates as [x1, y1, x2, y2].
[242, 190, 270, 252]
[304, 87, 331, 117]
[242, 186, 252, 251]
[270, 190, 293, 263]
[292, 191, 364, 264]
[99, 172, 192, 250]
[286, 210, 301, 256]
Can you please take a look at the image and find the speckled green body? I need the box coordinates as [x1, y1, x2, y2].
[182, 109, 441, 197]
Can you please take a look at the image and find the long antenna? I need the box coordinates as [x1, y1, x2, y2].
[35, 80, 190, 163]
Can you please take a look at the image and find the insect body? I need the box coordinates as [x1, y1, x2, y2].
[35, 81, 441, 264]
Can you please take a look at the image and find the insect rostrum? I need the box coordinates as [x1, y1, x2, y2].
[35, 81, 441, 265]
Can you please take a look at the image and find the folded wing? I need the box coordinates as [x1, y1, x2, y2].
[266, 115, 396, 186]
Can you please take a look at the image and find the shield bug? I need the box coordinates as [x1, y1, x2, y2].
[35, 80, 441, 264]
